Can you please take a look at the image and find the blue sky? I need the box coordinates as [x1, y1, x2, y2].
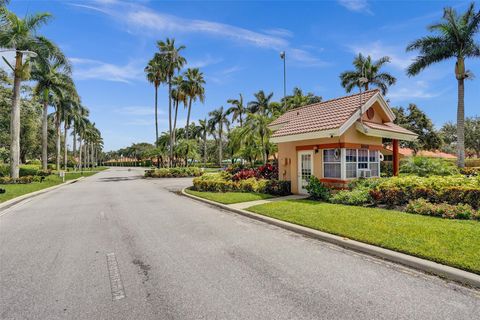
[9, 0, 480, 151]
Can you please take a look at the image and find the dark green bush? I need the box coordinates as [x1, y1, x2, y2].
[406, 199, 477, 220]
[263, 180, 291, 196]
[400, 156, 459, 177]
[306, 176, 330, 201]
[0, 188, 5, 194]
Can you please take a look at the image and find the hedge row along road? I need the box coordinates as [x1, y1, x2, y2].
[0, 167, 478, 319]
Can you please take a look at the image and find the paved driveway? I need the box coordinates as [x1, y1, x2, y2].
[0, 167, 478, 319]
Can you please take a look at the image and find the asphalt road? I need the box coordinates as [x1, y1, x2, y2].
[1, 167, 479, 319]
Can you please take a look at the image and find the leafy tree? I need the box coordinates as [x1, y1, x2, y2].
[465, 117, 480, 157]
[340, 53, 396, 95]
[406, 2, 480, 167]
[392, 104, 443, 152]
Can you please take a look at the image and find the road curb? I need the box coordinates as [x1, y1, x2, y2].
[0, 176, 85, 212]
[182, 188, 480, 289]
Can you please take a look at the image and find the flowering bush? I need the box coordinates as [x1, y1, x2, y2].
[230, 164, 279, 181]
[192, 173, 290, 195]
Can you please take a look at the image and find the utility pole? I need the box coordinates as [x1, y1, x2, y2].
[280, 51, 286, 111]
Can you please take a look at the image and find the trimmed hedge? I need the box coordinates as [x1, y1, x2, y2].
[192, 173, 291, 196]
[406, 199, 479, 220]
[145, 167, 203, 178]
[369, 175, 480, 209]
[0, 176, 42, 184]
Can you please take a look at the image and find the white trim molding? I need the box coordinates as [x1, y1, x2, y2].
[270, 129, 340, 143]
[355, 122, 417, 141]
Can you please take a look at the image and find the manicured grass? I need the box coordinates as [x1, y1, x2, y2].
[248, 200, 480, 274]
[185, 189, 274, 204]
[0, 171, 100, 203]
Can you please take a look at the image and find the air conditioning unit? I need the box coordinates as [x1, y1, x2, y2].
[358, 169, 372, 178]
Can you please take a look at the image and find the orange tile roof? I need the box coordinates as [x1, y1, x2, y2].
[362, 121, 417, 136]
[270, 90, 380, 138]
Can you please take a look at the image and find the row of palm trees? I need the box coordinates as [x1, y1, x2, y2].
[0, 6, 102, 177]
[145, 38, 205, 167]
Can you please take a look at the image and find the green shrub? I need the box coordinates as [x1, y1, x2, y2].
[400, 156, 459, 177]
[192, 174, 237, 192]
[145, 167, 203, 178]
[330, 187, 372, 205]
[406, 199, 477, 220]
[19, 165, 41, 177]
[466, 159, 480, 167]
[263, 180, 291, 196]
[306, 176, 330, 201]
[26, 159, 41, 165]
[0, 164, 9, 177]
[380, 161, 393, 177]
[0, 188, 5, 194]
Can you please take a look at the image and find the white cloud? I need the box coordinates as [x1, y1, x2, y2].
[387, 81, 449, 101]
[289, 49, 330, 67]
[73, 1, 328, 67]
[188, 55, 223, 68]
[338, 0, 373, 14]
[70, 57, 143, 83]
[347, 41, 414, 70]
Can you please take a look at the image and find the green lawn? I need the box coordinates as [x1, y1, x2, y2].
[248, 200, 480, 274]
[185, 189, 274, 204]
[0, 171, 101, 203]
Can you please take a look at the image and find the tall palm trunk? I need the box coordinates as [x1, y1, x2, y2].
[203, 132, 207, 167]
[91, 144, 94, 168]
[41, 99, 49, 171]
[154, 84, 160, 168]
[72, 130, 77, 170]
[218, 126, 223, 166]
[55, 114, 61, 171]
[78, 137, 83, 171]
[457, 78, 465, 168]
[9, 52, 23, 179]
[63, 121, 68, 171]
[168, 79, 173, 167]
[185, 98, 192, 140]
[173, 99, 179, 147]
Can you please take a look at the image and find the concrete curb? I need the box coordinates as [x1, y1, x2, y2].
[0, 176, 85, 212]
[182, 188, 480, 289]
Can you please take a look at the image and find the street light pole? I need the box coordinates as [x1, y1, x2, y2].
[280, 51, 286, 111]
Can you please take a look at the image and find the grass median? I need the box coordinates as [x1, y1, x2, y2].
[185, 189, 274, 204]
[0, 171, 102, 203]
[248, 199, 480, 274]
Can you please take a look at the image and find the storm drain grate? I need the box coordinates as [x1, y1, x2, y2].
[106, 253, 126, 300]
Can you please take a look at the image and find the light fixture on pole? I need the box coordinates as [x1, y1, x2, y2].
[280, 51, 286, 110]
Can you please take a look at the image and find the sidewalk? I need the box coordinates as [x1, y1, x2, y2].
[228, 194, 308, 210]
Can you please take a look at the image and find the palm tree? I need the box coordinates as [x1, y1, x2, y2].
[243, 113, 272, 164]
[340, 53, 396, 95]
[208, 107, 229, 166]
[248, 90, 274, 116]
[282, 87, 322, 111]
[0, 7, 66, 178]
[183, 68, 205, 141]
[31, 57, 72, 170]
[144, 55, 166, 159]
[70, 104, 89, 168]
[171, 74, 187, 150]
[226, 94, 245, 126]
[73, 109, 89, 171]
[199, 118, 208, 166]
[157, 38, 186, 166]
[406, 3, 480, 168]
